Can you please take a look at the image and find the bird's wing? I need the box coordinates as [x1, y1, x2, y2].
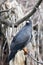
[10, 24, 32, 50]
[14, 28, 31, 44]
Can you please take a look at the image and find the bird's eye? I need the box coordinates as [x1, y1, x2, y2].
[26, 21, 29, 23]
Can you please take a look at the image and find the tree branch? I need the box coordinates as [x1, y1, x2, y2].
[0, 8, 11, 13]
[0, 0, 42, 27]
[15, 0, 42, 27]
[28, 53, 43, 64]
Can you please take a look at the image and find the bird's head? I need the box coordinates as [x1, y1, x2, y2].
[26, 19, 32, 25]
[26, 21, 30, 24]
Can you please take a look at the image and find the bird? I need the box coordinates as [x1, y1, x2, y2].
[6, 19, 32, 63]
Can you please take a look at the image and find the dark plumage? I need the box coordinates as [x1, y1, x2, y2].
[6, 20, 32, 62]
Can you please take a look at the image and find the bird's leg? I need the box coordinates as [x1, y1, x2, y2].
[23, 47, 28, 55]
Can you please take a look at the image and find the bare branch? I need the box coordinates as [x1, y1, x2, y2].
[0, 8, 11, 13]
[28, 53, 43, 64]
[15, 0, 42, 27]
[0, 0, 42, 27]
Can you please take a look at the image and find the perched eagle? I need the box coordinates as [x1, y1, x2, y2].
[6, 20, 32, 62]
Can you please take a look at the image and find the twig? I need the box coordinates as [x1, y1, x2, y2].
[0, 8, 11, 13]
[28, 53, 43, 64]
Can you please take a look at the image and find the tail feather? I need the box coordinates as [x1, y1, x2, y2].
[6, 51, 15, 63]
